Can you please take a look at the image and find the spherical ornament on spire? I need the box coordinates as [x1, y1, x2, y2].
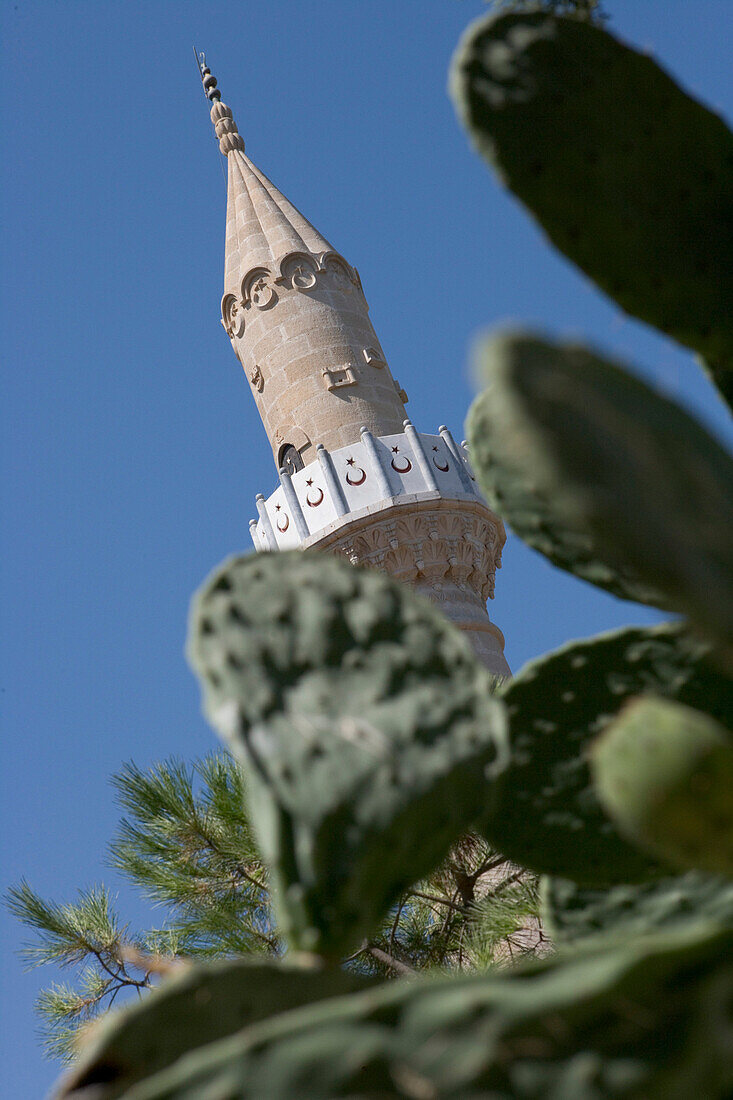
[202, 70, 221, 101]
[198, 58, 244, 155]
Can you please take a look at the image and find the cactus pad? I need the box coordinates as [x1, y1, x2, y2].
[482, 622, 731, 884]
[59, 926, 733, 1098]
[592, 696, 733, 877]
[467, 332, 733, 652]
[451, 10, 733, 404]
[57, 959, 369, 1099]
[543, 872, 733, 947]
[187, 551, 507, 957]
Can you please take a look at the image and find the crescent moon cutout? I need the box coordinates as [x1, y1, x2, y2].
[433, 456, 450, 472]
[391, 456, 412, 474]
[306, 487, 324, 508]
[346, 467, 367, 486]
[277, 514, 290, 532]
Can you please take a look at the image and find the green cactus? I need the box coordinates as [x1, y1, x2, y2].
[542, 872, 733, 946]
[47, 12, 733, 1098]
[187, 550, 507, 959]
[591, 696, 733, 877]
[57, 926, 733, 1099]
[480, 622, 731, 884]
[58, 959, 368, 1100]
[451, 9, 733, 404]
[466, 332, 733, 654]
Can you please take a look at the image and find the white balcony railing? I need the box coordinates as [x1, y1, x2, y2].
[250, 420, 483, 551]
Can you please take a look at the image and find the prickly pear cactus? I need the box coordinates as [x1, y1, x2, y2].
[466, 332, 733, 653]
[50, 14, 733, 1100]
[57, 959, 369, 1100]
[58, 926, 733, 1099]
[481, 622, 731, 884]
[188, 551, 507, 958]
[451, 9, 733, 403]
[542, 872, 733, 946]
[592, 696, 733, 877]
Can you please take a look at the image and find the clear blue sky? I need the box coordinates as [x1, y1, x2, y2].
[1, 1, 730, 1093]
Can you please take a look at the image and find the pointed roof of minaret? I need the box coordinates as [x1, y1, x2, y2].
[197, 55, 335, 295]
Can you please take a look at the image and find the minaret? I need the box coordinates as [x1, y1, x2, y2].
[199, 58, 510, 677]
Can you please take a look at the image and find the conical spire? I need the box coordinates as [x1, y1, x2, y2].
[222, 151, 335, 295]
[198, 54, 334, 295]
[197, 54, 408, 466]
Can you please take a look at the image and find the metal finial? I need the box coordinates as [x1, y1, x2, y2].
[193, 46, 222, 102]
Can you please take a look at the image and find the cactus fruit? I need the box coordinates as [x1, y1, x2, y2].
[57, 959, 369, 1099]
[591, 696, 733, 877]
[466, 332, 733, 654]
[481, 622, 731, 884]
[451, 10, 733, 404]
[542, 872, 733, 946]
[58, 926, 733, 1098]
[187, 551, 507, 958]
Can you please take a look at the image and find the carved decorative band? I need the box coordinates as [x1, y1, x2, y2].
[322, 506, 503, 604]
[221, 250, 361, 338]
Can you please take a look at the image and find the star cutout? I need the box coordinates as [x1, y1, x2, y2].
[306, 478, 313, 486]
[346, 457, 355, 466]
[392, 446, 399, 453]
[432, 446, 439, 452]
[275, 504, 281, 511]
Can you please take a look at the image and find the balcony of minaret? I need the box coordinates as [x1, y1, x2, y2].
[247, 421, 510, 678]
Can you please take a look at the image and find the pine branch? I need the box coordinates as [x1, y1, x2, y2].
[367, 945, 417, 977]
[407, 890, 464, 913]
[8, 750, 544, 1062]
[6, 882, 130, 969]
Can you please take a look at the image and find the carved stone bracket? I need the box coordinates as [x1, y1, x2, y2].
[323, 365, 358, 391]
[393, 378, 409, 404]
[362, 346, 386, 368]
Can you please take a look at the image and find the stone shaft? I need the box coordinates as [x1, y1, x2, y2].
[219, 134, 407, 468]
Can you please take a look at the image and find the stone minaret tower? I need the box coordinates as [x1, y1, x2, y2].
[199, 59, 510, 678]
